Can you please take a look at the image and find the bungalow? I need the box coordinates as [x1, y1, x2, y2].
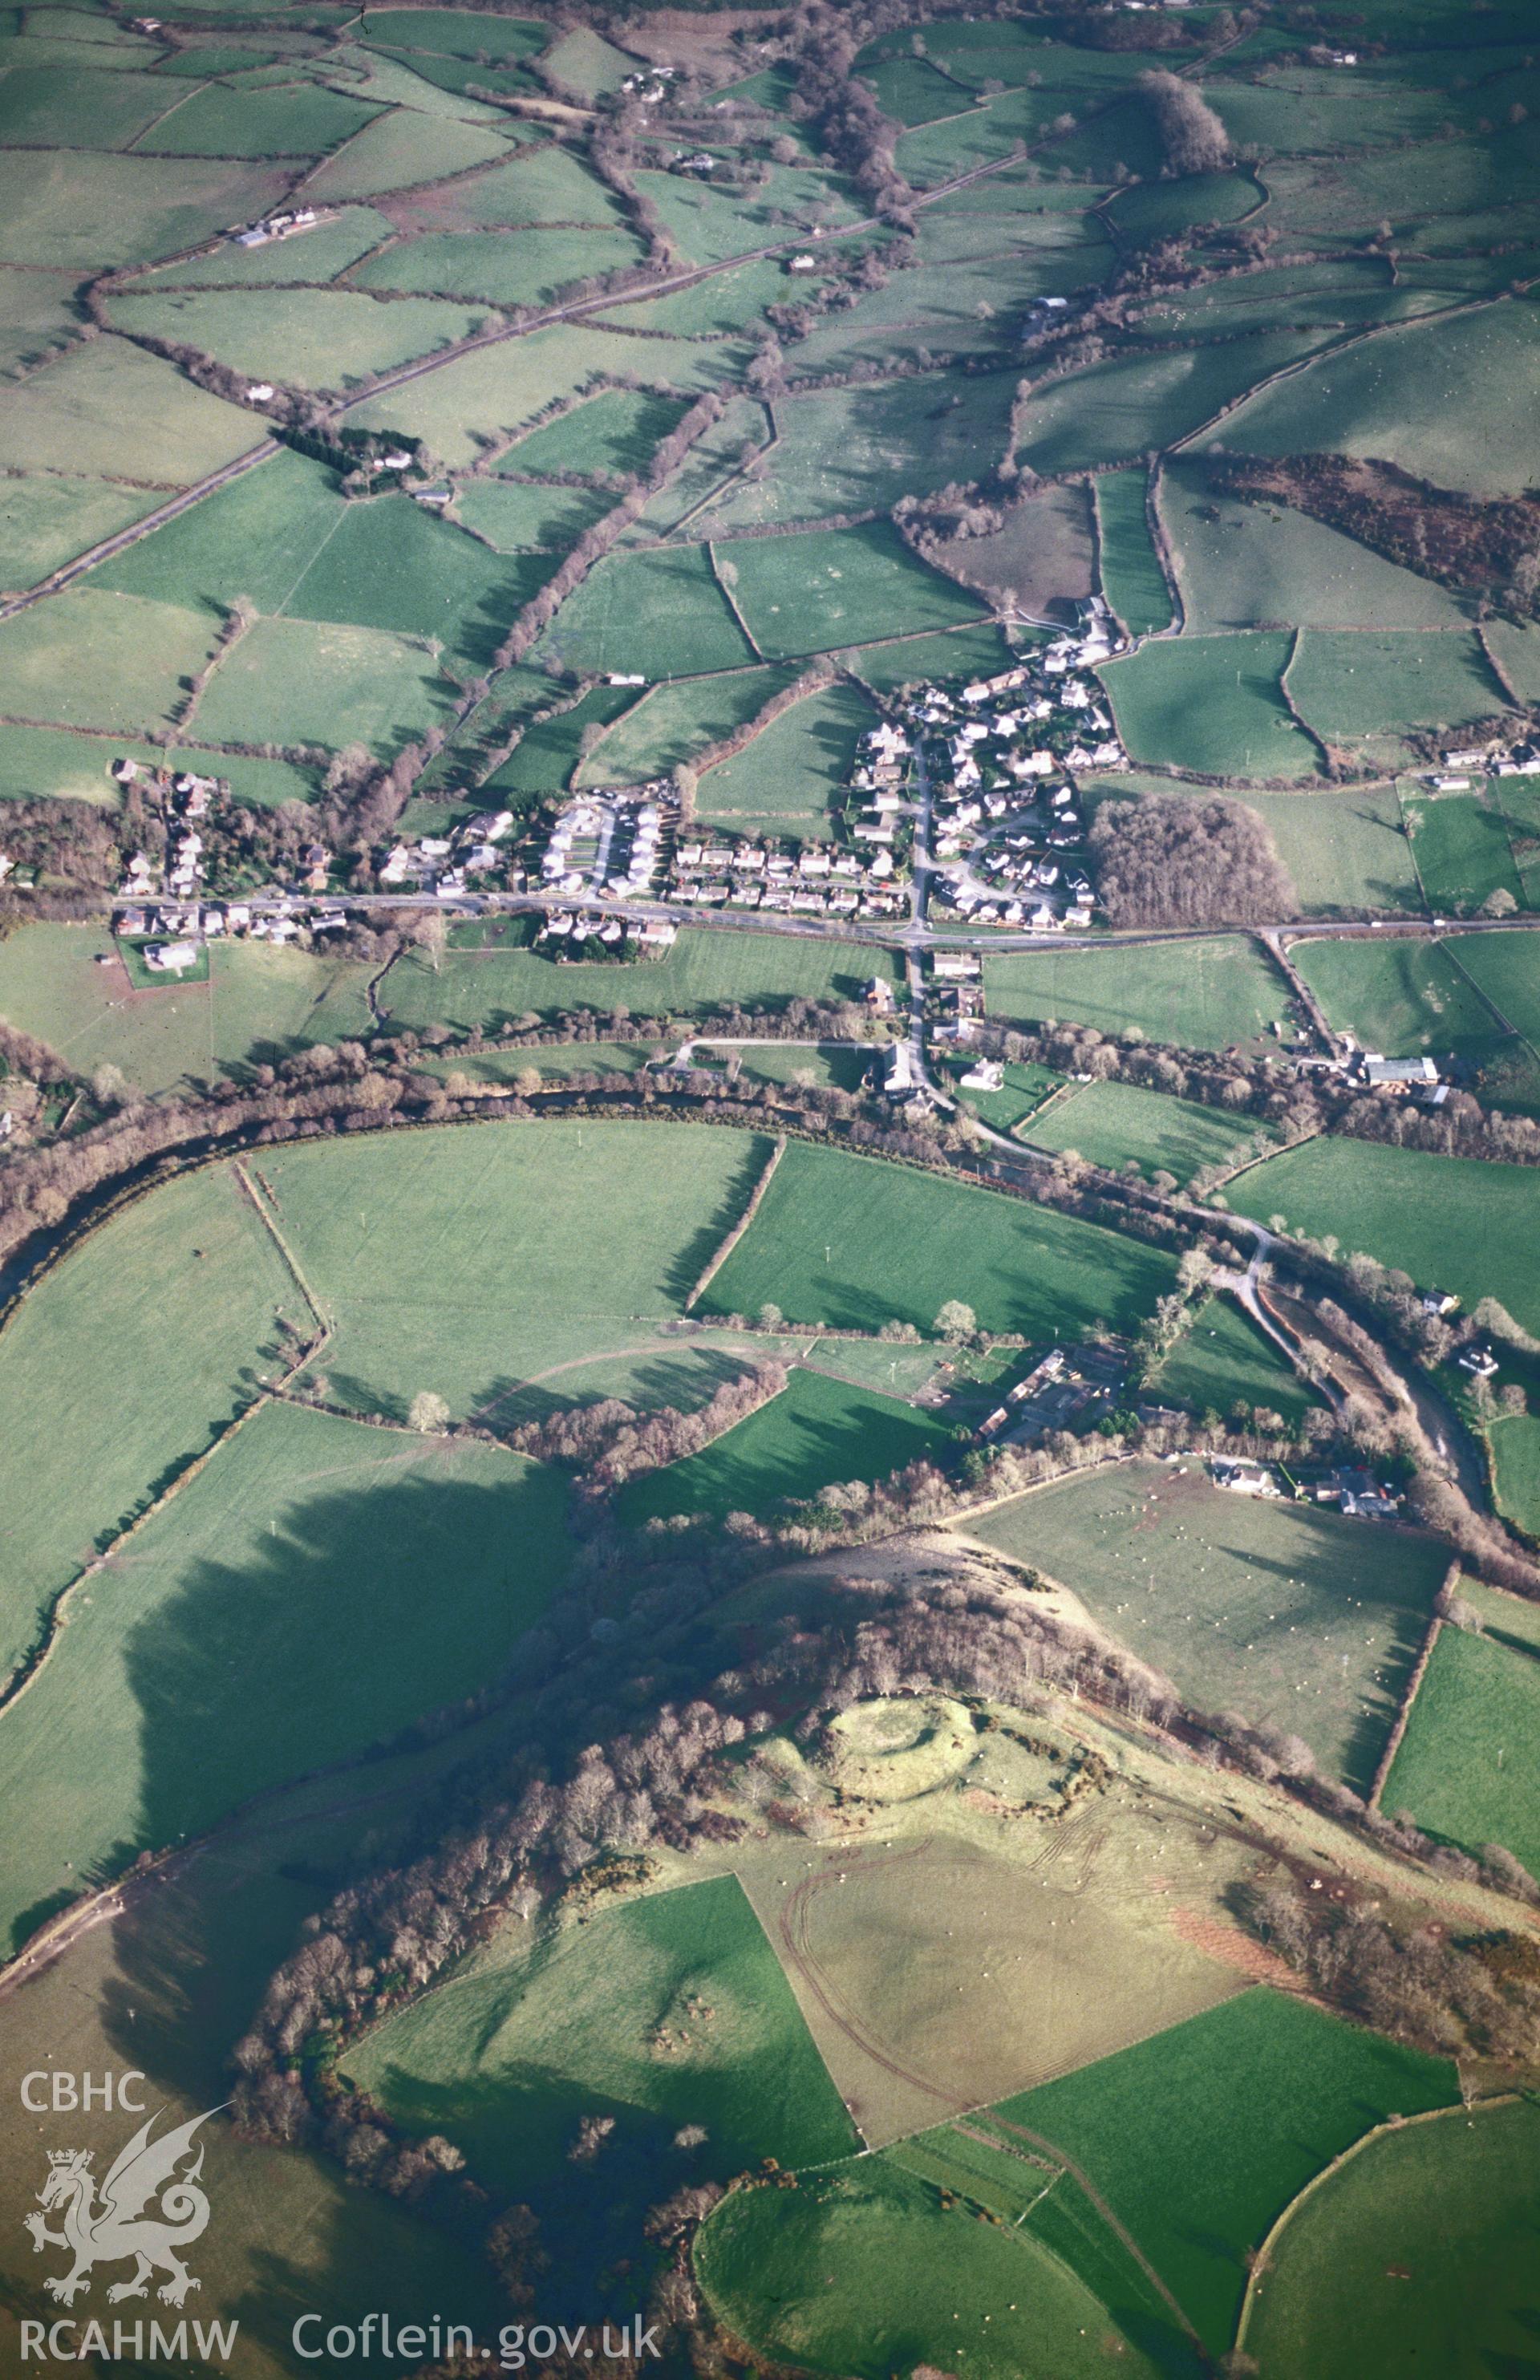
[1210, 1457, 1281, 1498]
[863, 976, 896, 1014]
[958, 1057, 1004, 1091]
[144, 939, 199, 974]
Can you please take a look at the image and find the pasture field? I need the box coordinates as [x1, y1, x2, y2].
[355, 221, 642, 304]
[793, 217, 1115, 376]
[1403, 789, 1526, 915]
[0, 917, 213, 1090]
[0, 472, 160, 592]
[535, 542, 755, 679]
[1163, 462, 1471, 634]
[697, 2154, 1169, 2380]
[0, 1162, 294, 1684]
[450, 475, 612, 553]
[0, 63, 176, 152]
[698, 370, 1020, 531]
[1013, 330, 1317, 478]
[598, 256, 788, 339]
[1242, 785, 1423, 914]
[1094, 468, 1173, 638]
[849, 621, 1015, 691]
[1494, 774, 1540, 903]
[481, 680, 633, 797]
[1153, 1293, 1319, 1428]
[0, 1401, 569, 1953]
[697, 680, 877, 838]
[433, 142, 627, 230]
[724, 520, 988, 660]
[0, 587, 220, 732]
[0, 264, 91, 379]
[618, 1365, 952, 1527]
[573, 664, 792, 788]
[345, 322, 743, 468]
[1449, 928, 1540, 1044]
[0, 333, 261, 483]
[105, 284, 487, 389]
[1230, 1137, 1540, 1334]
[951, 1056, 1062, 1134]
[700, 1138, 1177, 1341]
[1107, 166, 1259, 241]
[1100, 632, 1320, 780]
[1483, 618, 1540, 706]
[346, 1873, 858, 2200]
[1289, 631, 1509, 750]
[1382, 1621, 1540, 1875]
[360, 10, 549, 62]
[280, 493, 547, 668]
[256, 1118, 773, 1409]
[1023, 1078, 1266, 1186]
[973, 1459, 1449, 1790]
[136, 79, 382, 158]
[0, 148, 289, 270]
[496, 387, 690, 480]
[1244, 2099, 1540, 2380]
[1221, 302, 1540, 498]
[1291, 935, 1513, 1065]
[983, 935, 1291, 1051]
[379, 918, 897, 1030]
[124, 201, 395, 288]
[0, 1734, 516, 2379]
[632, 161, 862, 270]
[192, 615, 460, 756]
[1489, 1414, 1540, 1539]
[301, 106, 514, 199]
[732, 1044, 872, 1093]
[995, 1993, 1455, 2357]
[88, 447, 347, 615]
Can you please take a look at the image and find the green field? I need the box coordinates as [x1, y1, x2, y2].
[1153, 1293, 1319, 1428]
[0, 1164, 294, 1682]
[1095, 468, 1173, 639]
[1291, 935, 1513, 1065]
[1404, 789, 1526, 915]
[1222, 302, 1540, 499]
[1290, 631, 1509, 749]
[536, 541, 755, 679]
[496, 387, 691, 480]
[302, 106, 514, 200]
[698, 2153, 1171, 2380]
[1015, 330, 1319, 478]
[699, 370, 1020, 530]
[984, 935, 1291, 1052]
[88, 447, 347, 614]
[355, 221, 642, 305]
[254, 1118, 772, 1410]
[0, 725, 315, 810]
[1023, 1078, 1266, 1186]
[1489, 1413, 1540, 1538]
[701, 1139, 1177, 1342]
[1382, 1620, 1540, 1875]
[1245, 2099, 1540, 2380]
[106, 284, 487, 391]
[279, 492, 548, 669]
[849, 622, 1016, 691]
[1444, 928, 1540, 1044]
[0, 472, 160, 593]
[193, 614, 460, 757]
[347, 1873, 858, 2198]
[725, 521, 988, 660]
[1100, 633, 1320, 780]
[0, 148, 290, 270]
[1230, 1137, 1540, 1334]
[1243, 786, 1424, 916]
[698, 680, 877, 838]
[379, 917, 898, 1031]
[973, 1458, 1449, 1790]
[452, 475, 613, 553]
[993, 1991, 1454, 2357]
[0, 334, 261, 483]
[0, 1401, 569, 1952]
[573, 665, 792, 789]
[0, 586, 221, 732]
[1163, 462, 1472, 634]
[618, 1364, 952, 1527]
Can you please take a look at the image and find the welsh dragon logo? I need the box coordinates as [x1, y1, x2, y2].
[24, 2106, 221, 2308]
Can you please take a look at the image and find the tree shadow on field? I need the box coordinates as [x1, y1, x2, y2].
[469, 1344, 756, 1432]
[660, 1129, 780, 1307]
[115, 1459, 570, 1884]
